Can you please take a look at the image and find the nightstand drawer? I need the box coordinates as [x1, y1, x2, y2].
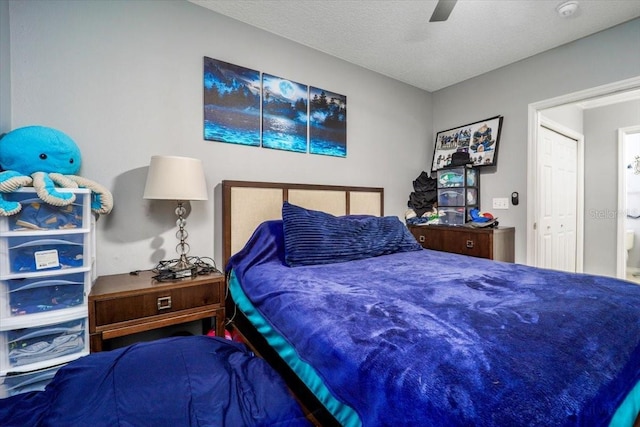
[93, 282, 221, 327]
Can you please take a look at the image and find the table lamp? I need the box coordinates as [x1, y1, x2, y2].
[143, 155, 208, 277]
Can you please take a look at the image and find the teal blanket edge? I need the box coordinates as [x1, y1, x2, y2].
[610, 378, 640, 427]
[229, 270, 361, 427]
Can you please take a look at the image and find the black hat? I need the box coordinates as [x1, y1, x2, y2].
[450, 151, 472, 166]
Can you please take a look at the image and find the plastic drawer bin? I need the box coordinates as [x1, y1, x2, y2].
[5, 234, 85, 274]
[438, 189, 465, 206]
[437, 166, 479, 188]
[2, 193, 86, 232]
[1, 273, 85, 317]
[437, 168, 465, 188]
[0, 364, 62, 398]
[466, 169, 478, 187]
[439, 208, 465, 225]
[466, 189, 478, 205]
[2, 318, 85, 369]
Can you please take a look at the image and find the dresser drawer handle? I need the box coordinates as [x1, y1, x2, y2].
[466, 240, 474, 249]
[418, 235, 425, 243]
[157, 296, 172, 310]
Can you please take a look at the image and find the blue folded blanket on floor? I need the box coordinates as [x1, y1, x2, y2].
[0, 336, 310, 427]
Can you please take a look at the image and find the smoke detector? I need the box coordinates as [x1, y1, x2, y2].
[557, 1, 579, 18]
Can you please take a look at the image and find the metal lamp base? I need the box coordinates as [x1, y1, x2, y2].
[170, 254, 197, 278]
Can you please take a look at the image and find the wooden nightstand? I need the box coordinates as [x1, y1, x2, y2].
[88, 270, 225, 352]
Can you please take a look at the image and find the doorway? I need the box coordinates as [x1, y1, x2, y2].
[618, 126, 640, 281]
[527, 76, 640, 271]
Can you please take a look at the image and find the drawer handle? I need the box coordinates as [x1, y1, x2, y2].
[157, 296, 172, 310]
[466, 240, 474, 249]
[418, 235, 425, 243]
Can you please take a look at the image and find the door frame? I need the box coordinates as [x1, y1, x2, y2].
[527, 76, 640, 267]
[617, 125, 640, 279]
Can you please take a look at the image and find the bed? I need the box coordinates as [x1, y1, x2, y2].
[222, 180, 640, 427]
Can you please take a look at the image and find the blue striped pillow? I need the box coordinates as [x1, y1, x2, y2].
[282, 202, 422, 267]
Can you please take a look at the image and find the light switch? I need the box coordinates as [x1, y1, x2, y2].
[492, 198, 509, 210]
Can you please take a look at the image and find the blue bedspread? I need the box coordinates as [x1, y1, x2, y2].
[228, 220, 640, 427]
[0, 336, 310, 427]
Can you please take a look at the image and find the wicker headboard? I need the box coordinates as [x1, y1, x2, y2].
[222, 180, 384, 266]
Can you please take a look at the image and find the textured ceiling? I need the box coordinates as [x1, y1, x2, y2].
[190, 0, 640, 92]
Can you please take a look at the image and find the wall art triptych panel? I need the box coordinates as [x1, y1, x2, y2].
[262, 74, 308, 153]
[203, 57, 347, 158]
[203, 57, 261, 147]
[309, 87, 347, 157]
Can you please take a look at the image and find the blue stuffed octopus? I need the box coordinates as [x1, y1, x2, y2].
[0, 126, 113, 216]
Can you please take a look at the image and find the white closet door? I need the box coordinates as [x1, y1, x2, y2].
[538, 126, 578, 272]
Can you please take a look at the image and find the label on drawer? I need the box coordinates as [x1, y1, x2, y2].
[34, 249, 60, 270]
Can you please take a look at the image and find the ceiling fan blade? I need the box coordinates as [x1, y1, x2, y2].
[429, 0, 458, 22]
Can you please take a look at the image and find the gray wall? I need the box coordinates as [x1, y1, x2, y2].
[4, 1, 640, 275]
[1, 0, 10, 132]
[540, 104, 584, 135]
[584, 99, 640, 276]
[432, 18, 640, 263]
[5, 0, 432, 275]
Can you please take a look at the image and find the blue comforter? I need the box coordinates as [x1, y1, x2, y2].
[228, 220, 640, 427]
[0, 336, 310, 427]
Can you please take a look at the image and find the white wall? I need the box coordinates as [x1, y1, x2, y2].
[6, 0, 433, 275]
[432, 18, 640, 263]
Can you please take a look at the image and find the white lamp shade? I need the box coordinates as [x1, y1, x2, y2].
[143, 155, 208, 201]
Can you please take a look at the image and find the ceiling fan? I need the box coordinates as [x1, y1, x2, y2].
[429, 0, 458, 22]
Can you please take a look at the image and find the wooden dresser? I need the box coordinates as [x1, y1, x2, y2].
[408, 225, 515, 262]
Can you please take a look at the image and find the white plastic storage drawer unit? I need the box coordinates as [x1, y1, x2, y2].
[0, 316, 87, 372]
[3, 234, 88, 274]
[1, 272, 85, 318]
[0, 188, 94, 386]
[2, 192, 87, 232]
[0, 363, 63, 398]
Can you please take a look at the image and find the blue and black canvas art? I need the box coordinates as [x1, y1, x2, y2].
[309, 87, 347, 157]
[203, 57, 261, 146]
[262, 74, 308, 153]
